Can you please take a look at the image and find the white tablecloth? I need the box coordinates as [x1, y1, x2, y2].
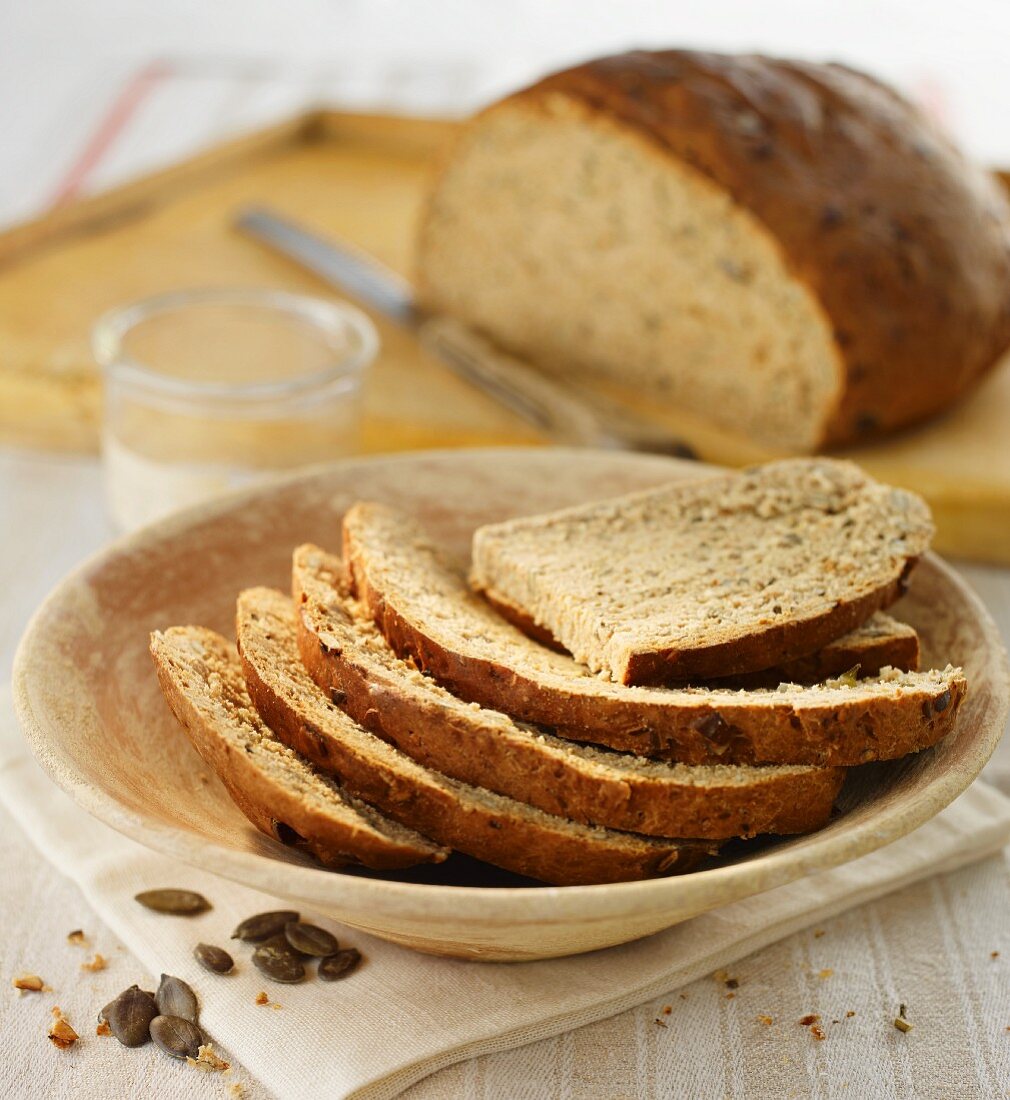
[2, 453, 1010, 1100]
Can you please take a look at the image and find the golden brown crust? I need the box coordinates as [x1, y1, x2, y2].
[149, 628, 445, 871]
[501, 50, 1010, 445]
[236, 589, 711, 883]
[342, 515, 965, 766]
[289, 554, 844, 838]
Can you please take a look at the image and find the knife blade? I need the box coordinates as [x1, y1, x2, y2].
[236, 206, 420, 327]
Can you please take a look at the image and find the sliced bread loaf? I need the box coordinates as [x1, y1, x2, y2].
[236, 588, 711, 884]
[470, 458, 933, 684]
[290, 546, 844, 838]
[418, 50, 1010, 452]
[149, 627, 447, 870]
[342, 502, 965, 766]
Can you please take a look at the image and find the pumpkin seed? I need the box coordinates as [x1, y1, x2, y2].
[231, 910, 300, 943]
[318, 948, 362, 981]
[251, 935, 306, 984]
[134, 889, 210, 915]
[105, 986, 158, 1047]
[99, 984, 150, 1023]
[194, 943, 234, 974]
[150, 1015, 203, 1060]
[283, 921, 338, 958]
[155, 974, 199, 1024]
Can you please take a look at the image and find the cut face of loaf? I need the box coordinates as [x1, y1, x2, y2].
[420, 96, 840, 453]
[148, 627, 447, 870]
[342, 500, 964, 766]
[236, 588, 712, 885]
[289, 547, 844, 839]
[418, 50, 1010, 451]
[470, 458, 933, 685]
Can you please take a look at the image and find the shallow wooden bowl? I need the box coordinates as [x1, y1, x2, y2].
[14, 449, 1010, 961]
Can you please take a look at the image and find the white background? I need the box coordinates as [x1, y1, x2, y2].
[6, 0, 1010, 225]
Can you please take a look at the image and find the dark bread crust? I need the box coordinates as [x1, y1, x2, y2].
[290, 550, 844, 839]
[506, 50, 1010, 445]
[238, 588, 711, 884]
[149, 628, 446, 870]
[343, 507, 965, 766]
[482, 588, 568, 652]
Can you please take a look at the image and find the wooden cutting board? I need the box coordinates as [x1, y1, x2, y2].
[0, 108, 1007, 561]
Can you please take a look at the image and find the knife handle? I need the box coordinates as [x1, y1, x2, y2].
[417, 316, 616, 448]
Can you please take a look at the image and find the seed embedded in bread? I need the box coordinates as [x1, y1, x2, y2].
[469, 458, 934, 684]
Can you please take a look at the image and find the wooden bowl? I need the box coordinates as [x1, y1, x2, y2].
[14, 449, 1009, 961]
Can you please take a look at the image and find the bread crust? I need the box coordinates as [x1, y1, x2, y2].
[433, 50, 1010, 447]
[237, 588, 711, 884]
[149, 628, 446, 870]
[343, 504, 965, 766]
[290, 549, 844, 839]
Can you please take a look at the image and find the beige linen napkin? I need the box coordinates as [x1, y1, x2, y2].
[3, 688, 1010, 1100]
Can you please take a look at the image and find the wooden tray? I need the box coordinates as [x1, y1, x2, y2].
[0, 110, 541, 457]
[1, 108, 1008, 561]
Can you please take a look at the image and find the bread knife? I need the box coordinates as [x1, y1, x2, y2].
[234, 206, 692, 454]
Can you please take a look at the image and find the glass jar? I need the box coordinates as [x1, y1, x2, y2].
[94, 288, 377, 530]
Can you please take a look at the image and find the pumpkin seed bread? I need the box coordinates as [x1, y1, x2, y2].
[342, 500, 964, 766]
[150, 627, 447, 870]
[470, 459, 933, 684]
[418, 50, 1010, 452]
[288, 549, 844, 839]
[236, 587, 711, 884]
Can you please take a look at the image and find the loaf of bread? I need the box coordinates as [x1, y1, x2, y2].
[418, 50, 1010, 452]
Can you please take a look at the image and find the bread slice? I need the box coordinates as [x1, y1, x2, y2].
[342, 501, 965, 766]
[716, 611, 918, 688]
[487, 585, 919, 686]
[236, 588, 712, 884]
[150, 627, 447, 870]
[470, 459, 934, 684]
[290, 546, 844, 839]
